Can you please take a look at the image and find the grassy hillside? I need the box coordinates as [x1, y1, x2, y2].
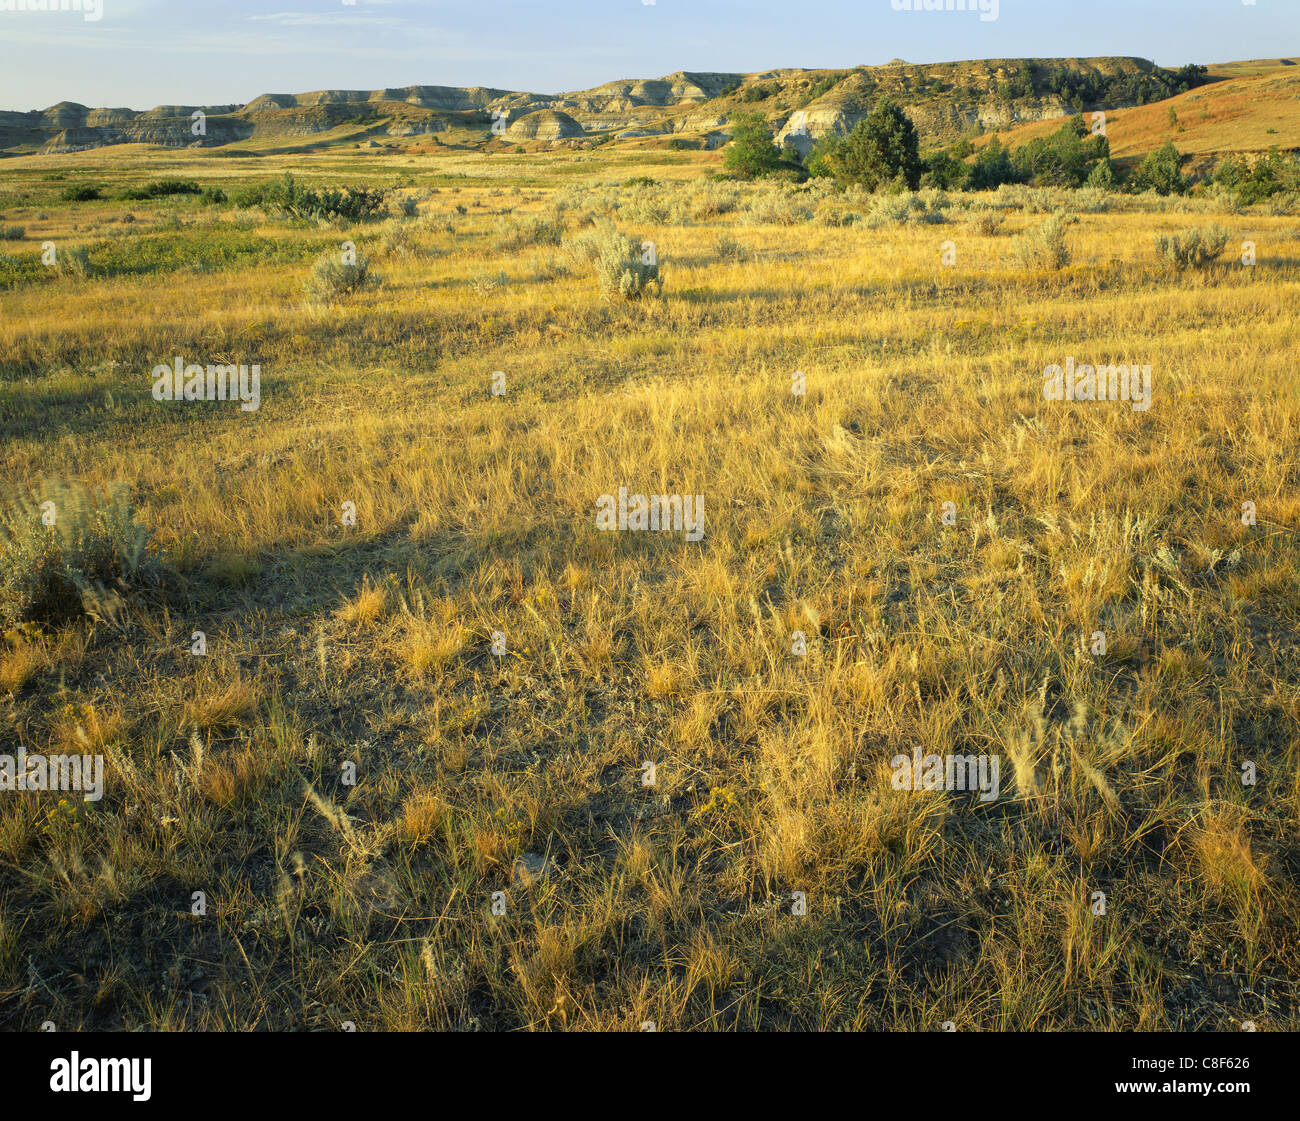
[980, 61, 1300, 160]
[1, 144, 1299, 1031]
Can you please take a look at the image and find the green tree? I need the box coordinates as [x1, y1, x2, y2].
[966, 136, 1017, 190]
[922, 150, 968, 190]
[1133, 141, 1188, 195]
[723, 111, 783, 179]
[1085, 157, 1116, 189]
[825, 99, 922, 192]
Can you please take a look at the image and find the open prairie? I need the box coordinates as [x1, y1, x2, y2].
[2, 131, 1299, 1033]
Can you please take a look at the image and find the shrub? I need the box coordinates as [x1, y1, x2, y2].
[864, 192, 913, 228]
[966, 137, 1017, 191]
[992, 184, 1057, 213]
[379, 225, 419, 258]
[561, 224, 606, 267]
[199, 186, 228, 205]
[495, 215, 564, 251]
[566, 225, 661, 299]
[619, 188, 669, 225]
[305, 251, 375, 302]
[691, 183, 741, 219]
[968, 211, 1004, 236]
[0, 482, 155, 629]
[1072, 187, 1112, 214]
[118, 179, 202, 201]
[1154, 224, 1230, 269]
[471, 269, 507, 294]
[0, 225, 24, 240]
[60, 184, 102, 202]
[1086, 158, 1116, 190]
[234, 173, 387, 223]
[715, 235, 748, 261]
[1217, 149, 1300, 205]
[1132, 141, 1188, 196]
[745, 193, 814, 226]
[1011, 216, 1071, 270]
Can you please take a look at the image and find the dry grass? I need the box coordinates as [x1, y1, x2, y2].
[0, 140, 1298, 1032]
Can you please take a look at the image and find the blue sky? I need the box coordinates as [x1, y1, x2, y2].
[0, 0, 1294, 111]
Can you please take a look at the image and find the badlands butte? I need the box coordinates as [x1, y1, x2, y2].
[5, 55, 1299, 160]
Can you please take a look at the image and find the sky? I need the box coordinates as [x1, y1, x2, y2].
[0, 0, 1295, 112]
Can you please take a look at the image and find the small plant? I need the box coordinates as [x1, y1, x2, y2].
[564, 223, 661, 300]
[1011, 215, 1071, 270]
[471, 269, 507, 294]
[968, 211, 1004, 236]
[41, 798, 81, 842]
[715, 235, 748, 261]
[59, 184, 102, 202]
[0, 481, 156, 629]
[0, 225, 24, 240]
[1155, 224, 1230, 270]
[399, 195, 420, 218]
[495, 215, 563, 251]
[305, 251, 375, 302]
[199, 186, 228, 205]
[379, 225, 418, 258]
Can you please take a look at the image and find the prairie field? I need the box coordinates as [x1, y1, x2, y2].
[1, 144, 1299, 1032]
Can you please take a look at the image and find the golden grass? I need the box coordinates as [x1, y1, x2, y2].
[0, 141, 1298, 1031]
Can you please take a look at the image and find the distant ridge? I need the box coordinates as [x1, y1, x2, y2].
[0, 55, 1242, 157]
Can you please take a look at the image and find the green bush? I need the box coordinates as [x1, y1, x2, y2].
[1086, 158, 1116, 189]
[118, 178, 201, 201]
[234, 173, 387, 223]
[1132, 141, 1188, 196]
[200, 186, 228, 205]
[1155, 224, 1230, 269]
[59, 184, 102, 202]
[1215, 150, 1300, 205]
[0, 482, 155, 629]
[0, 225, 24, 240]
